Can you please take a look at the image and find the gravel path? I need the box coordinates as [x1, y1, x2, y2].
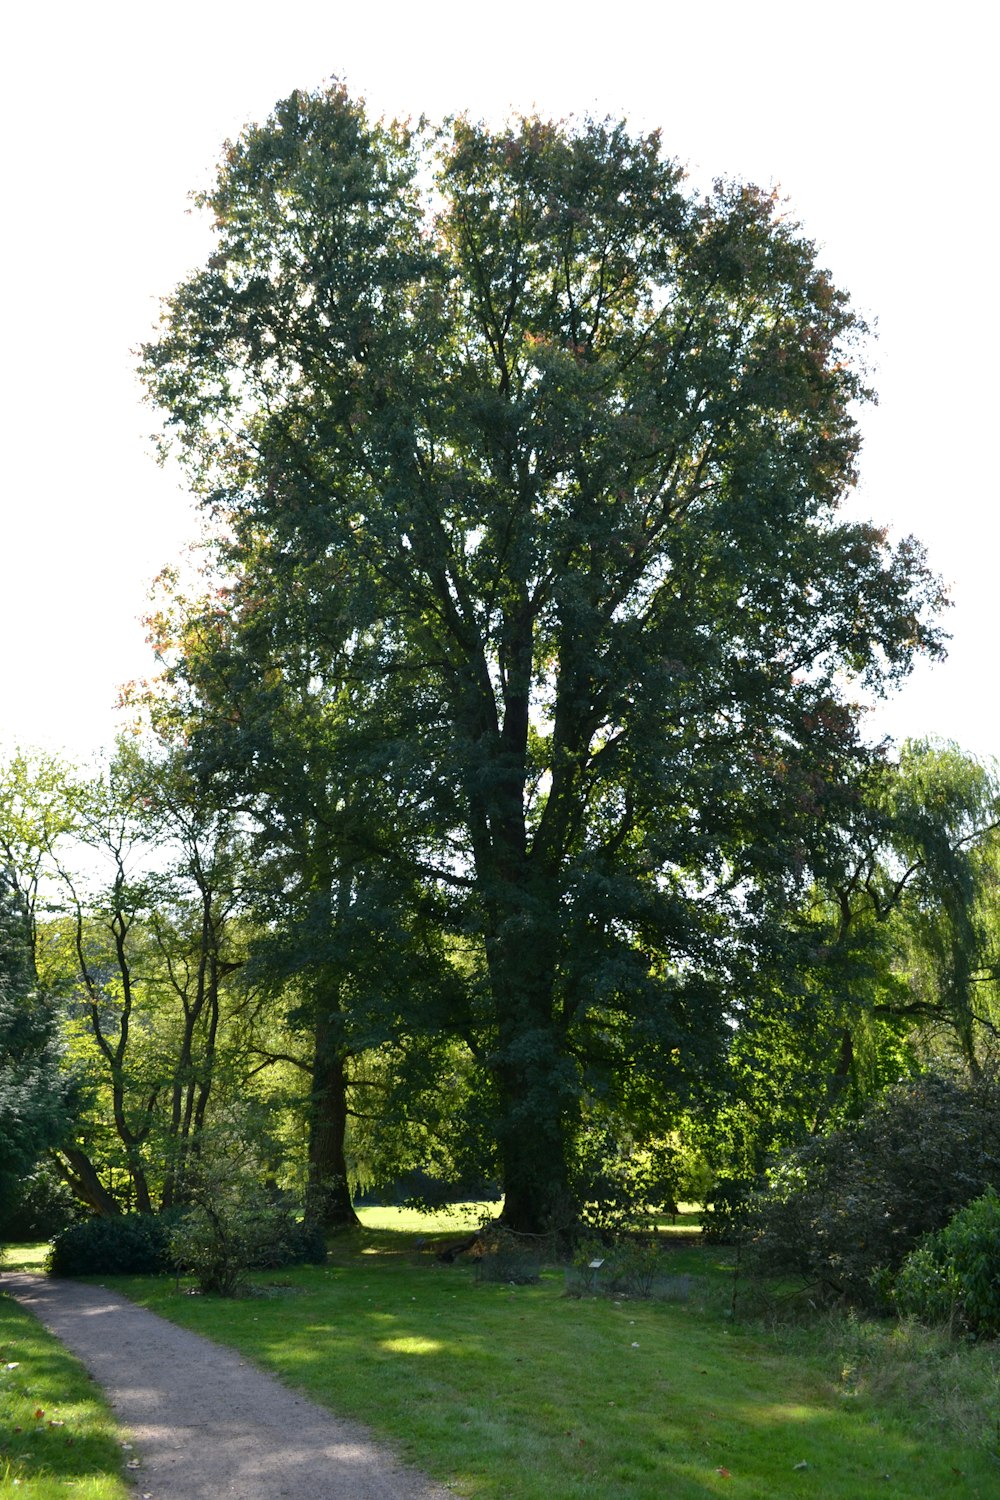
[2, 1272, 457, 1500]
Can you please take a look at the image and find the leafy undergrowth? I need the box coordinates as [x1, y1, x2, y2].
[0, 1291, 131, 1499]
[92, 1208, 1000, 1499]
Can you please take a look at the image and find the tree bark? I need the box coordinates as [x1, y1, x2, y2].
[484, 887, 576, 1237]
[306, 1012, 359, 1229]
[53, 1146, 123, 1216]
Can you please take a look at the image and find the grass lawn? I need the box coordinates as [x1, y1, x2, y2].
[0, 1282, 131, 1499]
[57, 1206, 998, 1500]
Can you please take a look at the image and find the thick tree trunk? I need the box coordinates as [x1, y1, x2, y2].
[487, 912, 577, 1238]
[497, 1101, 574, 1238]
[53, 1147, 123, 1216]
[463, 598, 579, 1238]
[306, 1014, 359, 1230]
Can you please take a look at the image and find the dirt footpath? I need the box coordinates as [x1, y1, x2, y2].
[2, 1272, 457, 1500]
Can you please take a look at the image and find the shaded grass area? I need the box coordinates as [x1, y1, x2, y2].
[0, 1290, 131, 1499]
[93, 1209, 998, 1499]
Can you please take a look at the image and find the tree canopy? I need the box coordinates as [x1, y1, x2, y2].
[139, 85, 946, 1234]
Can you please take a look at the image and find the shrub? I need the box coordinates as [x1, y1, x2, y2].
[473, 1223, 541, 1285]
[892, 1188, 1000, 1338]
[157, 1106, 327, 1294]
[47, 1213, 177, 1276]
[736, 1072, 1000, 1308]
[566, 1235, 665, 1298]
[169, 1189, 325, 1296]
[605, 1238, 663, 1298]
[247, 1215, 327, 1270]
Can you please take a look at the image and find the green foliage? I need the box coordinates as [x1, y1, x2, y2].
[47, 1213, 177, 1276]
[0, 875, 74, 1207]
[0, 1162, 81, 1241]
[892, 1187, 1000, 1337]
[568, 1234, 665, 1298]
[698, 741, 1000, 1231]
[737, 1072, 1000, 1306]
[44, 1198, 323, 1288]
[166, 1120, 326, 1294]
[871, 741, 1000, 1071]
[169, 1193, 325, 1296]
[571, 1119, 681, 1235]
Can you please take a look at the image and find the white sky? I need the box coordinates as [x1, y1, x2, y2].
[1, 0, 996, 765]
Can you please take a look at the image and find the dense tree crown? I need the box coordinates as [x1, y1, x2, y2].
[138, 86, 946, 1233]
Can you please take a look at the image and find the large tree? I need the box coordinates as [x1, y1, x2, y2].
[142, 87, 946, 1233]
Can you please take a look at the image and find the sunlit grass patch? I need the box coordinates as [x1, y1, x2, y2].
[0, 1292, 130, 1500]
[356, 1201, 501, 1235]
[1, 1243, 50, 1274]
[379, 1335, 446, 1355]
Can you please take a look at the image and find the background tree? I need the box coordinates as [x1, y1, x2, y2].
[142, 88, 947, 1234]
[141, 547, 476, 1228]
[701, 740, 1000, 1218]
[0, 748, 78, 979]
[873, 741, 1000, 1072]
[0, 873, 75, 1222]
[17, 740, 256, 1217]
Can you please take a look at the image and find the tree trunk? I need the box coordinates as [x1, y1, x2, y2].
[497, 1100, 574, 1238]
[306, 1013, 359, 1230]
[53, 1147, 123, 1216]
[486, 907, 576, 1238]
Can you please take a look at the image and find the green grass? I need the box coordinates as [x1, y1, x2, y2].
[0, 1290, 131, 1499]
[3, 1243, 49, 1273]
[356, 1201, 504, 1234]
[87, 1207, 1000, 1499]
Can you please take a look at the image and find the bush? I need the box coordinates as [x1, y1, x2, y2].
[48, 1213, 177, 1276]
[473, 1223, 541, 1285]
[566, 1235, 665, 1298]
[736, 1072, 1000, 1308]
[169, 1190, 325, 1296]
[892, 1188, 1000, 1338]
[247, 1215, 327, 1270]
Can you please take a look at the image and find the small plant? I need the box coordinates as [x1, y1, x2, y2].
[607, 1238, 663, 1298]
[891, 1187, 1000, 1338]
[169, 1195, 263, 1296]
[473, 1221, 542, 1284]
[169, 1183, 324, 1296]
[165, 1109, 325, 1295]
[566, 1234, 664, 1298]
